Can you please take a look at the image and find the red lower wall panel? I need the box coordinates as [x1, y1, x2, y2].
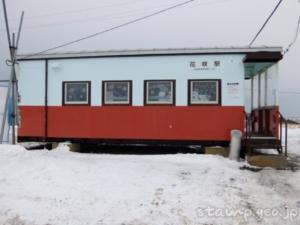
[18, 106, 44, 137]
[19, 106, 244, 141]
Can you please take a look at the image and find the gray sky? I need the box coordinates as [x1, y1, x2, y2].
[1, 0, 300, 117]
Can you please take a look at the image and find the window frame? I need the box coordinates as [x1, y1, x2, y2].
[144, 80, 176, 106]
[102, 80, 132, 106]
[188, 79, 221, 106]
[62, 81, 91, 106]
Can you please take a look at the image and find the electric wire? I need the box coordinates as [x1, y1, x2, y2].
[283, 15, 300, 55]
[20, 0, 196, 59]
[4, 1, 185, 31]
[1, 0, 232, 32]
[280, 91, 300, 95]
[249, 0, 283, 46]
[4, 0, 142, 21]
[6, 0, 227, 22]
[192, 0, 237, 7]
[245, 88, 300, 95]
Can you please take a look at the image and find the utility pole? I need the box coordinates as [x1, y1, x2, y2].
[0, 0, 24, 144]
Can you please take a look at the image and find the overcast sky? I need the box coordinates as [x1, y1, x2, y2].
[0, 0, 300, 117]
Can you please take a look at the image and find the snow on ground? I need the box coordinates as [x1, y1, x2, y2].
[287, 124, 300, 156]
[0, 128, 300, 225]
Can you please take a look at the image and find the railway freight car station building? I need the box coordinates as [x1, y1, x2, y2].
[17, 47, 285, 152]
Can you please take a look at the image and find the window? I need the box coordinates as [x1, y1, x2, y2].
[102, 80, 132, 105]
[188, 79, 221, 105]
[63, 81, 90, 105]
[144, 80, 175, 105]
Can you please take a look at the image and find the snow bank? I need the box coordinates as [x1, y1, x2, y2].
[0, 143, 300, 225]
[287, 125, 300, 156]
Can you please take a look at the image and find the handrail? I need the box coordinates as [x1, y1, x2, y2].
[244, 111, 252, 139]
[279, 112, 288, 156]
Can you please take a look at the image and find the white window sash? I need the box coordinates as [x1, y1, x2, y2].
[104, 81, 130, 104]
[146, 81, 173, 104]
[64, 82, 89, 104]
[190, 81, 219, 104]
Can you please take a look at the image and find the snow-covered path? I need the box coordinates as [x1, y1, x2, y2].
[0, 127, 300, 225]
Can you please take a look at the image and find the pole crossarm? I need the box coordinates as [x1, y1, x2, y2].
[0, 0, 24, 144]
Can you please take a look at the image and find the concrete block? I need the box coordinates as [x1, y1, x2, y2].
[67, 143, 81, 152]
[247, 155, 289, 168]
[51, 143, 59, 149]
[205, 146, 229, 157]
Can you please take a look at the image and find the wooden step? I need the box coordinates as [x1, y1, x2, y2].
[243, 135, 283, 155]
[243, 138, 281, 146]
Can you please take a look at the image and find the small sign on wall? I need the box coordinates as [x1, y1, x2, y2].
[226, 82, 240, 99]
[189, 60, 221, 71]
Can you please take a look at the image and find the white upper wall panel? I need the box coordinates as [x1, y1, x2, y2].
[18, 60, 45, 106]
[19, 54, 245, 106]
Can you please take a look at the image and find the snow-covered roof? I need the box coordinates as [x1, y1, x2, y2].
[18, 46, 283, 60]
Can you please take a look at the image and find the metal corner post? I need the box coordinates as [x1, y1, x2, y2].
[0, 0, 24, 144]
[44, 60, 48, 142]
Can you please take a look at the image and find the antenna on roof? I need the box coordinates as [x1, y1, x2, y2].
[0, 0, 24, 144]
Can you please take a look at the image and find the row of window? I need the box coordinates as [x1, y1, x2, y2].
[62, 80, 221, 106]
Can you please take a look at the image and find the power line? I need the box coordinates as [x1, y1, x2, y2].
[283, 15, 300, 55]
[192, 0, 237, 7]
[4, 0, 142, 21]
[1, 1, 185, 31]
[280, 91, 300, 95]
[245, 88, 300, 95]
[5, 0, 226, 23]
[20, 0, 196, 59]
[1, 0, 231, 32]
[249, 0, 283, 46]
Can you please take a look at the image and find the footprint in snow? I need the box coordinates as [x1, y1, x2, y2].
[151, 188, 166, 207]
[179, 171, 192, 180]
